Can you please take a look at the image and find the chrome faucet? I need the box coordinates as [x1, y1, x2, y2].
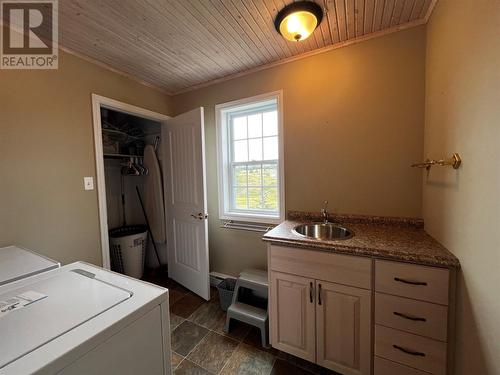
[320, 200, 329, 224]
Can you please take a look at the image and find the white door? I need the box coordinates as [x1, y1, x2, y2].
[162, 107, 210, 300]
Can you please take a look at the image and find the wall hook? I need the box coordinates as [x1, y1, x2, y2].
[411, 153, 461, 171]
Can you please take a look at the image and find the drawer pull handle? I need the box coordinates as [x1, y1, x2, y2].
[318, 283, 322, 306]
[393, 344, 426, 357]
[309, 282, 314, 303]
[393, 311, 427, 322]
[394, 277, 428, 286]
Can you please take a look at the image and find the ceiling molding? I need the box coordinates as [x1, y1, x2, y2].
[56, 0, 438, 95]
[172, 18, 426, 96]
[59, 46, 173, 96]
[424, 0, 439, 22]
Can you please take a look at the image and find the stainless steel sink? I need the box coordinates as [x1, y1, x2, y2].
[292, 223, 354, 240]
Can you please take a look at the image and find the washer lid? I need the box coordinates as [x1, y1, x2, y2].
[0, 246, 60, 286]
[0, 269, 132, 369]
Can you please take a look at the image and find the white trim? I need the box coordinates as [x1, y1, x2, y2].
[91, 94, 170, 269]
[209, 271, 237, 287]
[215, 90, 285, 225]
[210, 271, 237, 280]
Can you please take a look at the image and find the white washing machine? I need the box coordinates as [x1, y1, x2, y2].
[0, 262, 171, 375]
[0, 245, 60, 286]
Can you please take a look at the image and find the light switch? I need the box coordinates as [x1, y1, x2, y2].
[84, 177, 94, 191]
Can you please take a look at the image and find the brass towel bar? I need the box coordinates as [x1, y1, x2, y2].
[411, 153, 462, 171]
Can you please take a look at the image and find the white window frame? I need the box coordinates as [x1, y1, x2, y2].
[216, 91, 285, 225]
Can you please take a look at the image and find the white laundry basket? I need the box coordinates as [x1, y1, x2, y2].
[109, 225, 148, 279]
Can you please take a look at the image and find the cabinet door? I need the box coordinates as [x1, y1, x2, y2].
[316, 281, 372, 375]
[269, 271, 316, 362]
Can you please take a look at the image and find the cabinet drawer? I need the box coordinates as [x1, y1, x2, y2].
[269, 245, 372, 289]
[375, 325, 447, 375]
[375, 293, 448, 341]
[374, 357, 430, 375]
[375, 260, 449, 305]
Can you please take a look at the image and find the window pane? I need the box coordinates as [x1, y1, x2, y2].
[233, 140, 248, 162]
[248, 188, 262, 209]
[220, 96, 281, 219]
[233, 165, 247, 186]
[248, 114, 262, 138]
[263, 187, 278, 210]
[263, 136, 278, 160]
[248, 138, 263, 161]
[263, 111, 278, 136]
[234, 187, 247, 209]
[262, 164, 278, 186]
[247, 165, 262, 186]
[232, 116, 247, 140]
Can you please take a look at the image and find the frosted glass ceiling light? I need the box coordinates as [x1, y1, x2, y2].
[275, 1, 323, 42]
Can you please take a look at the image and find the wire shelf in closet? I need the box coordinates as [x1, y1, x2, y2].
[102, 128, 142, 142]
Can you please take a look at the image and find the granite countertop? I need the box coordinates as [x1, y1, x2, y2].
[263, 212, 460, 268]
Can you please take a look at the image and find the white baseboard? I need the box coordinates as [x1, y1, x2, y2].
[209, 271, 236, 287]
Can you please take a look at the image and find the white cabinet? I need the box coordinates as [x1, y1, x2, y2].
[267, 246, 456, 375]
[316, 281, 371, 375]
[269, 272, 316, 362]
[268, 245, 372, 375]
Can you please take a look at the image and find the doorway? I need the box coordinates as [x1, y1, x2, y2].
[91, 94, 210, 299]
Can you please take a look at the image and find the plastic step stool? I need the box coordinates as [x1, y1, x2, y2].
[224, 269, 269, 348]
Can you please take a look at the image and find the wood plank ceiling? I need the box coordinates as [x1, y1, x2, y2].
[60, 0, 436, 94]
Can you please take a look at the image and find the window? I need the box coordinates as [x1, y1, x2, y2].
[216, 91, 284, 224]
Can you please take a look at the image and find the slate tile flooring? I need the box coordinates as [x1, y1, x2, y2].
[144, 271, 338, 375]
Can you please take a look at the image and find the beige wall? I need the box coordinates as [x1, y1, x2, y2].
[423, 1, 500, 374]
[0, 49, 172, 265]
[173, 26, 426, 276]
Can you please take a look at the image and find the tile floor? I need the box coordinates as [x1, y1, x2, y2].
[144, 271, 338, 375]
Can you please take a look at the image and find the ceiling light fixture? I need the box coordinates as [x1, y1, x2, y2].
[274, 1, 323, 42]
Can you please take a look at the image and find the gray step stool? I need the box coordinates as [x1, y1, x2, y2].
[224, 269, 269, 348]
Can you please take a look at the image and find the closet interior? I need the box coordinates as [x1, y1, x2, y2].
[100, 107, 166, 277]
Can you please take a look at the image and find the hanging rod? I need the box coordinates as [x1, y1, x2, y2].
[411, 153, 462, 171]
[104, 153, 143, 159]
[222, 220, 274, 233]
